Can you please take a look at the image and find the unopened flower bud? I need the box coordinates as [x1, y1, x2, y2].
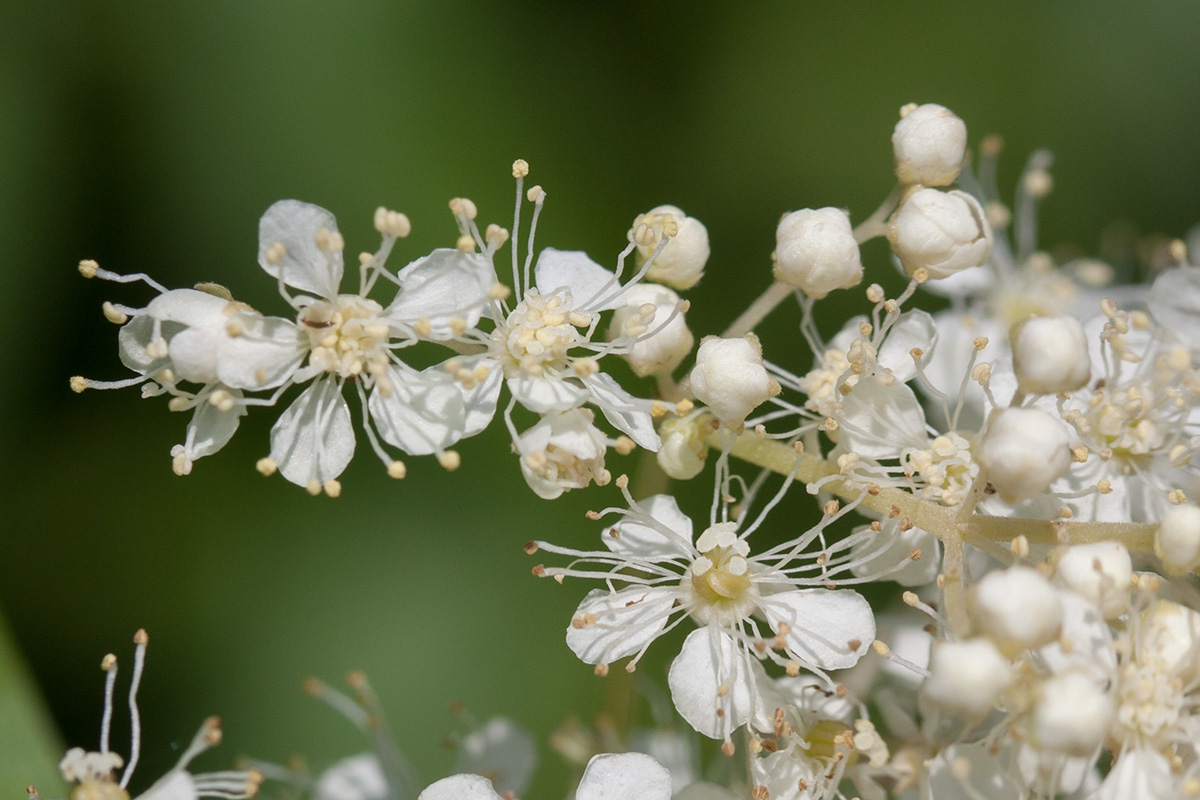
[773, 208, 863, 298]
[1029, 671, 1115, 756]
[1011, 315, 1091, 395]
[1053, 541, 1132, 619]
[634, 205, 710, 290]
[689, 335, 779, 426]
[656, 416, 707, 480]
[1137, 600, 1200, 684]
[892, 103, 967, 187]
[1155, 504, 1200, 575]
[972, 566, 1064, 656]
[978, 407, 1070, 505]
[887, 188, 992, 280]
[920, 638, 1011, 718]
[607, 284, 693, 377]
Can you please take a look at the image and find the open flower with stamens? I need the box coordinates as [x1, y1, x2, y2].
[530, 476, 878, 749]
[31, 630, 261, 800]
[73, 199, 499, 492]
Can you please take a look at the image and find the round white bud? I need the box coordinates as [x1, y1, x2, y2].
[634, 205, 710, 290]
[689, 334, 778, 427]
[1011, 315, 1091, 395]
[971, 566, 1064, 656]
[1029, 671, 1115, 756]
[1155, 504, 1200, 576]
[892, 103, 967, 187]
[978, 407, 1071, 505]
[607, 284, 693, 377]
[773, 207, 863, 298]
[1053, 542, 1132, 619]
[656, 416, 707, 480]
[920, 638, 1012, 718]
[887, 188, 993, 280]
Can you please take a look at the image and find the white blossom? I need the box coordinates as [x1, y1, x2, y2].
[773, 207, 863, 298]
[891, 102, 967, 187]
[887, 187, 993, 280]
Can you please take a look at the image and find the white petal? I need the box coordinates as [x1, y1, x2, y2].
[145, 288, 230, 326]
[454, 718, 537, 797]
[877, 309, 937, 383]
[605, 494, 694, 559]
[216, 316, 306, 390]
[1091, 748, 1176, 800]
[576, 752, 672, 800]
[583, 373, 661, 451]
[173, 388, 246, 474]
[849, 520, 940, 587]
[119, 315, 165, 374]
[1037, 591, 1117, 679]
[368, 364, 468, 456]
[136, 770, 198, 800]
[668, 628, 762, 740]
[533, 248, 620, 311]
[566, 587, 675, 665]
[1149, 265, 1200, 351]
[673, 785, 742, 800]
[386, 249, 496, 340]
[924, 743, 1022, 800]
[836, 377, 928, 457]
[457, 356, 504, 438]
[627, 730, 698, 796]
[258, 199, 344, 299]
[761, 589, 875, 670]
[508, 373, 588, 414]
[417, 775, 502, 800]
[270, 378, 355, 486]
[313, 754, 390, 800]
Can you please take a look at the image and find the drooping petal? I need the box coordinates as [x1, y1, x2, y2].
[1091, 748, 1177, 800]
[583, 373, 661, 451]
[216, 315, 306, 390]
[455, 356, 504, 438]
[508, 372, 588, 414]
[760, 588, 875, 670]
[565, 587, 675, 665]
[627, 730, 699, 796]
[534, 248, 619, 312]
[386, 249, 497, 340]
[576, 752, 672, 800]
[135, 769, 198, 800]
[605, 494, 694, 559]
[171, 388, 246, 475]
[145, 288, 231, 327]
[877, 309, 938, 383]
[119, 315, 166, 374]
[1149, 265, 1200, 352]
[836, 376, 929, 457]
[668, 628, 763, 740]
[258, 200, 344, 300]
[313, 754, 389, 800]
[416, 775, 502, 800]
[368, 364, 468, 456]
[923, 743, 1023, 800]
[269, 377, 355, 487]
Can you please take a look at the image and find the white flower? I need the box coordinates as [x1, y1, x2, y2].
[919, 638, 1012, 719]
[1010, 314, 1091, 395]
[533, 487, 875, 746]
[453, 717, 537, 798]
[419, 752, 671, 800]
[887, 187, 993, 280]
[892, 102, 967, 187]
[656, 414, 709, 480]
[1027, 670, 1116, 757]
[978, 407, 1071, 505]
[773, 208, 863, 298]
[1156, 504, 1200, 575]
[607, 283, 694, 377]
[50, 631, 261, 800]
[690, 334, 779, 427]
[971, 565, 1064, 656]
[517, 408, 612, 500]
[1053, 541, 1132, 619]
[633, 205, 710, 290]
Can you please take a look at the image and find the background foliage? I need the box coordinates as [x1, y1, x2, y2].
[3, 2, 1199, 797]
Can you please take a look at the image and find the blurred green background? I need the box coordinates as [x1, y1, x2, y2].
[2, 1, 1199, 797]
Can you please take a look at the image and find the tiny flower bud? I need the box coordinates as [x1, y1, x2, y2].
[607, 284, 694, 377]
[1155, 504, 1200, 575]
[978, 407, 1071, 505]
[633, 205, 710, 290]
[656, 416, 708, 480]
[773, 207, 863, 298]
[887, 188, 992, 280]
[892, 103, 968, 187]
[1029, 670, 1115, 756]
[1011, 315, 1091, 395]
[689, 334, 779, 426]
[1053, 541, 1132, 619]
[920, 638, 1011, 718]
[972, 566, 1064, 656]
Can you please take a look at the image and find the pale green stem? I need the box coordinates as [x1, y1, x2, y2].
[852, 183, 905, 244]
[722, 279, 793, 339]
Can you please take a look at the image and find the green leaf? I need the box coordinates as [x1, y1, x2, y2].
[0, 610, 63, 799]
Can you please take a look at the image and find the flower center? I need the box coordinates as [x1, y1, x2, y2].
[493, 290, 583, 377]
[685, 523, 757, 625]
[799, 348, 851, 416]
[300, 296, 390, 379]
[1113, 662, 1184, 748]
[906, 432, 978, 506]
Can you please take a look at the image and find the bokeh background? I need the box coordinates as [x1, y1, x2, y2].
[3, 1, 1200, 797]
